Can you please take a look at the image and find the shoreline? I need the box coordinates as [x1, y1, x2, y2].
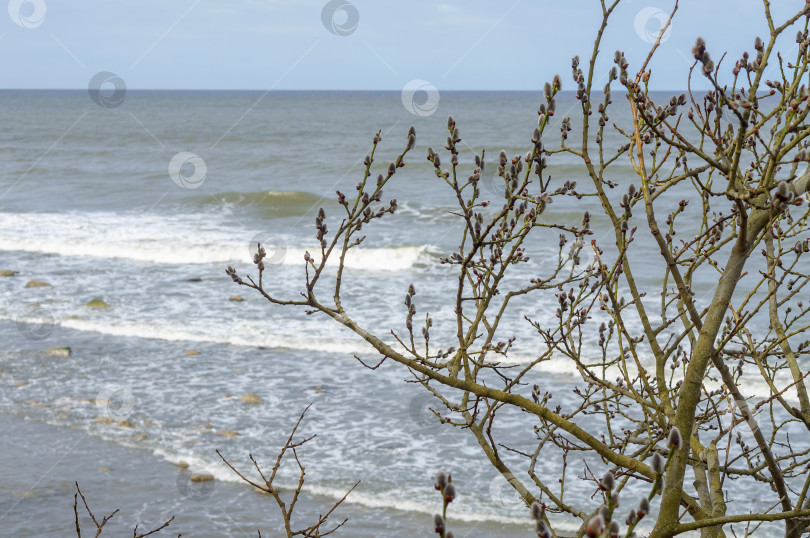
[0, 412, 532, 537]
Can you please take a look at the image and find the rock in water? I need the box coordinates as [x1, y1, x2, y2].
[25, 280, 50, 288]
[239, 393, 262, 404]
[190, 471, 214, 482]
[229, 295, 244, 302]
[0, 270, 18, 277]
[86, 299, 110, 308]
[45, 346, 71, 358]
[185, 349, 200, 356]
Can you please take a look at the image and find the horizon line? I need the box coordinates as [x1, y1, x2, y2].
[0, 87, 693, 93]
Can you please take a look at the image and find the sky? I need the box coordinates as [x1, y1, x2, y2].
[0, 0, 805, 91]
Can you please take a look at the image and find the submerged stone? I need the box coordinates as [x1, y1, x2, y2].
[239, 392, 262, 404]
[45, 346, 71, 358]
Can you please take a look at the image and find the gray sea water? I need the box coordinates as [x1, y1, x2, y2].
[0, 90, 798, 536]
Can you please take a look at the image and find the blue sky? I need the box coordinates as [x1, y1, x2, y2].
[0, 0, 803, 91]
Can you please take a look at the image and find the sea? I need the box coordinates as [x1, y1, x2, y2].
[0, 90, 802, 536]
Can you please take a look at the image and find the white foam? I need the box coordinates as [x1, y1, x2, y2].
[149, 447, 549, 528]
[57, 317, 374, 356]
[0, 211, 429, 270]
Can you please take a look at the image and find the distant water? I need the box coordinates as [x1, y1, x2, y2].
[0, 90, 795, 536]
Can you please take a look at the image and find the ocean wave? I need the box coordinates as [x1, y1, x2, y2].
[0, 211, 430, 270]
[146, 447, 549, 529]
[54, 318, 374, 356]
[190, 189, 325, 219]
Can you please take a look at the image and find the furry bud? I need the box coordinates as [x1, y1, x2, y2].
[600, 471, 615, 491]
[776, 181, 790, 200]
[435, 471, 447, 489]
[531, 501, 543, 520]
[536, 520, 551, 538]
[692, 37, 706, 59]
[444, 483, 456, 504]
[599, 504, 610, 522]
[668, 426, 682, 449]
[637, 498, 650, 519]
[651, 452, 665, 474]
[585, 515, 605, 538]
[434, 514, 445, 533]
